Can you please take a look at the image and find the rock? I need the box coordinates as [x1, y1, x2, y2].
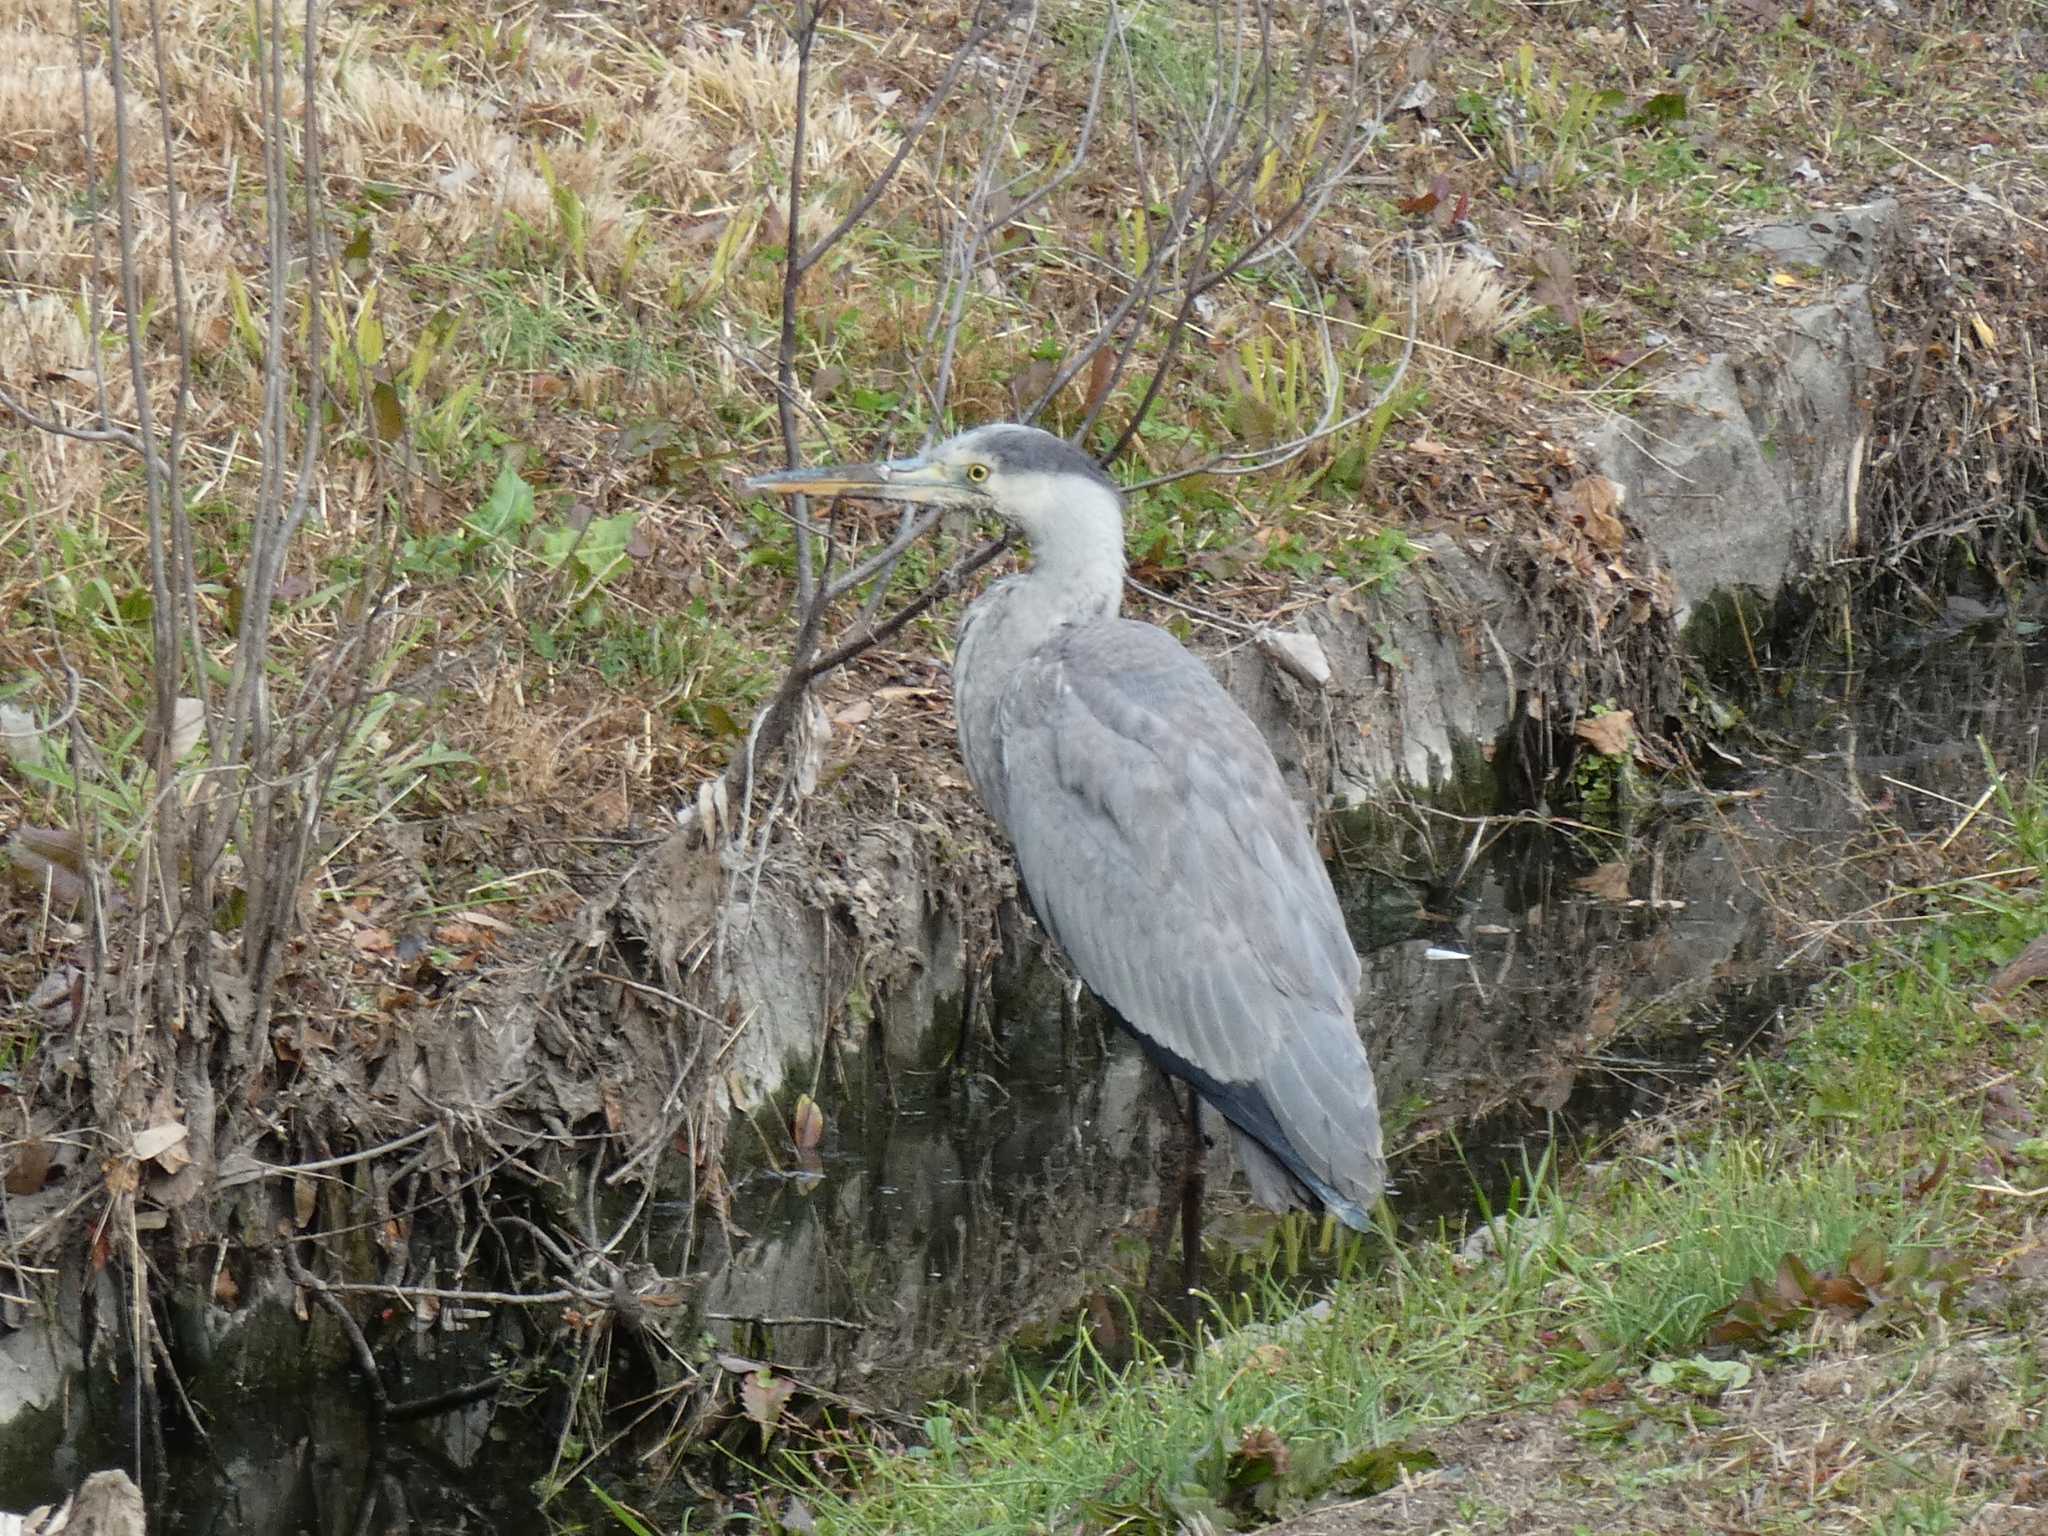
[1226, 535, 1526, 801]
[1254, 626, 1333, 689]
[0, 1320, 68, 1452]
[0, 1471, 145, 1536]
[1740, 197, 1895, 279]
[1582, 279, 1886, 627]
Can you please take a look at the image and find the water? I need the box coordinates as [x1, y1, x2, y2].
[25, 615, 2048, 1531]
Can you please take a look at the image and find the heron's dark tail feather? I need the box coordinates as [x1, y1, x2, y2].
[1231, 1127, 1375, 1233]
[1116, 1010, 1382, 1230]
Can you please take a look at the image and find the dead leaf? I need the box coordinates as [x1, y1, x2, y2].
[445, 908, 514, 931]
[1574, 709, 1637, 757]
[4, 1139, 55, 1196]
[832, 699, 874, 728]
[1968, 312, 1997, 350]
[1984, 934, 2048, 1000]
[1243, 1342, 1290, 1374]
[1397, 172, 1451, 217]
[741, 1368, 796, 1442]
[171, 697, 205, 758]
[1775, 1251, 1818, 1309]
[3, 829, 89, 910]
[1845, 1230, 1889, 1290]
[791, 1093, 825, 1153]
[1574, 861, 1633, 903]
[0, 704, 44, 768]
[133, 1121, 191, 1170]
[1082, 345, 1118, 417]
[1530, 244, 1581, 327]
[1559, 475, 1627, 551]
[1226, 1424, 1292, 1508]
[293, 1172, 317, 1228]
[103, 1157, 140, 1198]
[1255, 627, 1332, 689]
[1904, 1152, 1951, 1201]
[1007, 356, 1060, 415]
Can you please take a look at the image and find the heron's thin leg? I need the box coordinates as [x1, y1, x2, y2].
[1179, 1090, 1205, 1308]
[945, 953, 981, 1094]
[1057, 973, 1075, 1068]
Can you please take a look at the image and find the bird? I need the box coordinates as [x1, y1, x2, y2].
[748, 424, 1385, 1238]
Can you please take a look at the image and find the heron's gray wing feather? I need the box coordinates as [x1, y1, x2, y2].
[991, 618, 1384, 1218]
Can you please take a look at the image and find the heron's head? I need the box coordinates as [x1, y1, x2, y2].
[746, 424, 1124, 549]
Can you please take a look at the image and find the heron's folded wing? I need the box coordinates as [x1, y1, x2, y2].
[994, 619, 1384, 1217]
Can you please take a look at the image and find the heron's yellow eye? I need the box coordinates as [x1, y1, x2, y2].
[966, 462, 990, 484]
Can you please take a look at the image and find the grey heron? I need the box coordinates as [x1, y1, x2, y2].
[749, 424, 1385, 1236]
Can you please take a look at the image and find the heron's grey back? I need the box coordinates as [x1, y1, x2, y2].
[962, 613, 1385, 1221]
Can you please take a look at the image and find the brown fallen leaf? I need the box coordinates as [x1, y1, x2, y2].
[4, 1138, 55, 1196]
[1530, 243, 1582, 326]
[601, 1081, 626, 1135]
[103, 1157, 140, 1199]
[791, 1092, 825, 1153]
[132, 1121, 191, 1171]
[1574, 861, 1633, 903]
[1232, 1423, 1292, 1484]
[742, 1368, 796, 1443]
[1559, 475, 1627, 551]
[1398, 171, 1452, 218]
[1082, 344, 1118, 417]
[1007, 355, 1060, 415]
[1574, 708, 1636, 757]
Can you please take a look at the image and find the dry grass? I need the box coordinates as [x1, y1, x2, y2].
[1410, 247, 1536, 352]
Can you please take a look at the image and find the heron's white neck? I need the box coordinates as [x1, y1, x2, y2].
[1009, 475, 1126, 623]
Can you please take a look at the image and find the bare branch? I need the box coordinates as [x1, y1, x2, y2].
[792, 6, 1005, 276]
[801, 534, 1012, 685]
[775, 3, 822, 608]
[0, 389, 140, 447]
[774, 3, 1005, 612]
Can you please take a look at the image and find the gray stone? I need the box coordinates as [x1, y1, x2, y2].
[1583, 282, 1885, 626]
[1741, 197, 1896, 279]
[0, 1322, 64, 1428]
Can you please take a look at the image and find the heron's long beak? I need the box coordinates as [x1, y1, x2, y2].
[745, 454, 963, 505]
